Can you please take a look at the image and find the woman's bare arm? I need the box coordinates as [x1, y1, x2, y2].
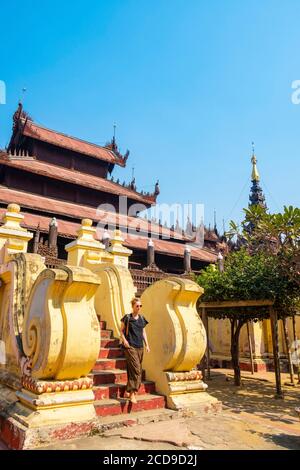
[143, 329, 150, 352]
[120, 321, 130, 348]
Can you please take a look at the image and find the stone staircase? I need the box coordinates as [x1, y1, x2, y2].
[90, 320, 166, 417]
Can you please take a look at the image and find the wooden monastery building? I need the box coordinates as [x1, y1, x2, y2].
[0, 104, 220, 281]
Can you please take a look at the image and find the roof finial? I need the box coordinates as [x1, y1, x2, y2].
[111, 122, 117, 149]
[19, 87, 27, 105]
[130, 168, 136, 191]
[251, 141, 260, 182]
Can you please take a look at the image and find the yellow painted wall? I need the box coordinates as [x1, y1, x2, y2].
[208, 315, 300, 360]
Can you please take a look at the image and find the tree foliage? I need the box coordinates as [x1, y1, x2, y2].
[228, 205, 300, 286]
[197, 205, 300, 320]
[197, 205, 300, 387]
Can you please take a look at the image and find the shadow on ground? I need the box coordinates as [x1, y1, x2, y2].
[250, 431, 300, 450]
[206, 370, 300, 425]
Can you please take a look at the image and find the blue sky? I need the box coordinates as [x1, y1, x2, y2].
[0, 0, 299, 231]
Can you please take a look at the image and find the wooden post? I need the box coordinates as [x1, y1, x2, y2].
[184, 246, 191, 273]
[282, 317, 294, 385]
[202, 308, 211, 380]
[269, 306, 283, 398]
[147, 239, 155, 268]
[33, 225, 40, 254]
[292, 315, 300, 384]
[230, 319, 243, 386]
[49, 218, 58, 248]
[201, 308, 206, 381]
[246, 321, 255, 375]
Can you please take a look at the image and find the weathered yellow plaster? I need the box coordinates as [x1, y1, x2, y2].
[0, 204, 33, 264]
[108, 230, 132, 268]
[22, 265, 101, 380]
[141, 277, 220, 410]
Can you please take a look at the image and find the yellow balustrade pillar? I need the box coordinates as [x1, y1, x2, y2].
[108, 230, 132, 268]
[0, 203, 33, 263]
[65, 218, 108, 267]
[4, 265, 101, 447]
[65, 220, 134, 338]
[0, 213, 104, 448]
[93, 263, 136, 338]
[141, 277, 221, 411]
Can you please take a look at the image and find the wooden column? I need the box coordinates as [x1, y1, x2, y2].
[282, 317, 294, 385]
[147, 239, 155, 268]
[184, 246, 191, 273]
[269, 306, 283, 398]
[33, 225, 40, 254]
[292, 315, 300, 383]
[246, 321, 255, 374]
[49, 218, 58, 248]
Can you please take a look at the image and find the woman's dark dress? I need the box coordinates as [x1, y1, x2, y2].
[121, 314, 148, 393]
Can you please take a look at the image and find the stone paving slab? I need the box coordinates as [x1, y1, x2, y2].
[35, 408, 300, 450]
[104, 419, 201, 448]
[36, 435, 182, 451]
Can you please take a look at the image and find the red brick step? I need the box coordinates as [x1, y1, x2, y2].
[93, 381, 156, 400]
[101, 339, 120, 348]
[98, 348, 125, 359]
[93, 358, 127, 371]
[101, 329, 114, 339]
[94, 394, 166, 417]
[91, 369, 146, 385]
[91, 317, 166, 419]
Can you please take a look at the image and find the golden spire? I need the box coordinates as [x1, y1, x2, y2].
[251, 142, 260, 182]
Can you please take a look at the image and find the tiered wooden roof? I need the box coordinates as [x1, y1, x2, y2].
[0, 189, 216, 263]
[9, 104, 127, 167]
[21, 120, 127, 166]
[0, 153, 156, 205]
[0, 104, 219, 267]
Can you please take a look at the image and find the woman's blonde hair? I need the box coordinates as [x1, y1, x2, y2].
[131, 297, 141, 307]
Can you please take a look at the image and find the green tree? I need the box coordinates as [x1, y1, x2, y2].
[197, 205, 300, 386]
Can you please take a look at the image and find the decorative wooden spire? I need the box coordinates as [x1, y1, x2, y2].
[251, 142, 260, 182]
[249, 143, 267, 209]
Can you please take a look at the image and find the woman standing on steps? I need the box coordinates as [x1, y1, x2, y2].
[120, 297, 150, 404]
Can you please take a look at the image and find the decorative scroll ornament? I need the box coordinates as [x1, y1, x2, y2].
[22, 265, 100, 380]
[141, 277, 221, 411]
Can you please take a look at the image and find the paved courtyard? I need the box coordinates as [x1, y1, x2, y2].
[1, 369, 299, 451]
[32, 369, 300, 451]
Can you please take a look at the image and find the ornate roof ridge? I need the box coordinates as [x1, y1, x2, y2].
[10, 103, 127, 167]
[23, 119, 127, 165]
[0, 155, 157, 205]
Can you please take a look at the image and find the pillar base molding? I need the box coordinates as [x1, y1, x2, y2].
[0, 383, 97, 449]
[168, 391, 222, 413]
[156, 370, 222, 412]
[209, 355, 291, 373]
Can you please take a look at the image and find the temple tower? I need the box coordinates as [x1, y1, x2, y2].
[249, 145, 267, 209]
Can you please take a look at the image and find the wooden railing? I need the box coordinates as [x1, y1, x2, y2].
[44, 258, 186, 294]
[130, 268, 169, 295]
[45, 257, 65, 269]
